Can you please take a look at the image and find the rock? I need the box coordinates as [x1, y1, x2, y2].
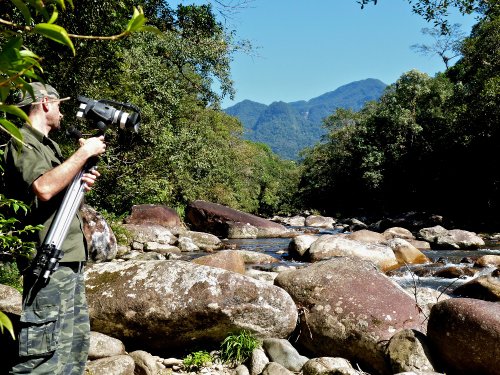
[433, 266, 477, 279]
[308, 235, 398, 271]
[85, 355, 135, 375]
[345, 218, 368, 231]
[186, 200, 288, 238]
[418, 226, 485, 249]
[177, 236, 200, 252]
[386, 329, 436, 373]
[245, 269, 278, 284]
[88, 331, 126, 359]
[85, 260, 297, 355]
[452, 273, 500, 301]
[235, 364, 251, 375]
[228, 222, 259, 239]
[427, 298, 500, 375]
[474, 254, 500, 267]
[123, 224, 176, 245]
[249, 347, 269, 375]
[183, 230, 222, 251]
[407, 240, 431, 250]
[0, 284, 21, 315]
[234, 250, 280, 265]
[403, 287, 451, 318]
[387, 238, 430, 265]
[288, 235, 318, 258]
[124, 204, 183, 233]
[274, 257, 425, 375]
[81, 204, 117, 262]
[262, 338, 308, 371]
[301, 357, 355, 375]
[193, 250, 246, 274]
[129, 350, 161, 375]
[288, 216, 306, 227]
[262, 362, 294, 375]
[383, 227, 415, 241]
[144, 242, 181, 255]
[304, 215, 335, 228]
[346, 229, 386, 244]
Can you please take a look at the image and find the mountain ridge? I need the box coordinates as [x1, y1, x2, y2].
[224, 78, 387, 160]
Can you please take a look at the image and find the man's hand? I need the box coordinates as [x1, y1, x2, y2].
[82, 169, 101, 191]
[79, 135, 106, 158]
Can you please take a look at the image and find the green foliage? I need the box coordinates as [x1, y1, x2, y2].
[0, 311, 15, 340]
[219, 330, 260, 365]
[182, 350, 213, 371]
[0, 261, 23, 292]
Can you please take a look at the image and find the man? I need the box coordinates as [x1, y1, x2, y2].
[3, 82, 106, 374]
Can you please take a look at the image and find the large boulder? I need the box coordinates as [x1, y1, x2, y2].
[124, 204, 184, 233]
[418, 226, 485, 249]
[308, 235, 398, 271]
[193, 250, 246, 274]
[427, 298, 500, 375]
[85, 260, 297, 355]
[186, 200, 288, 238]
[81, 204, 117, 262]
[452, 272, 500, 301]
[274, 257, 425, 375]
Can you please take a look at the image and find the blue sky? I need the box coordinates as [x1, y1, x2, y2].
[170, 1, 477, 108]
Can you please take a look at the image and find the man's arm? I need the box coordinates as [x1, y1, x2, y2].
[32, 136, 106, 201]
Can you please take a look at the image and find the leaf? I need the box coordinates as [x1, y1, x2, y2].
[126, 6, 147, 32]
[10, 0, 32, 24]
[0, 311, 15, 340]
[47, 7, 59, 24]
[33, 23, 75, 56]
[0, 104, 30, 124]
[0, 119, 24, 144]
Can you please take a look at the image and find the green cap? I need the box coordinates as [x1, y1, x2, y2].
[16, 82, 70, 107]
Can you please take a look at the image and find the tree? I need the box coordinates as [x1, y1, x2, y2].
[411, 23, 466, 68]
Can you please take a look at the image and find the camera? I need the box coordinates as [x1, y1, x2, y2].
[76, 95, 141, 133]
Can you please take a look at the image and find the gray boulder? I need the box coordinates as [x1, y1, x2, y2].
[81, 204, 117, 262]
[85, 355, 135, 375]
[88, 331, 126, 359]
[386, 329, 436, 373]
[85, 260, 297, 355]
[262, 338, 308, 371]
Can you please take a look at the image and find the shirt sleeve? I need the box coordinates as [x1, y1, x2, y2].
[6, 141, 53, 196]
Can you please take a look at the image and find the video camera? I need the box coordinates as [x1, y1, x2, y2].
[76, 96, 141, 133]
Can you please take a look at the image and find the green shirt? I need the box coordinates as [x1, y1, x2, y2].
[3, 124, 87, 262]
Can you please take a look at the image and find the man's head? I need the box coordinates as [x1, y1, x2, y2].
[15, 82, 70, 134]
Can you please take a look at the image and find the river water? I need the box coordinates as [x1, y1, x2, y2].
[222, 227, 500, 294]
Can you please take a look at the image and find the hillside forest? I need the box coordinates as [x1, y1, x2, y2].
[1, 0, 499, 236]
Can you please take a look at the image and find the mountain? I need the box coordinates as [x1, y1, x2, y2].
[224, 78, 387, 160]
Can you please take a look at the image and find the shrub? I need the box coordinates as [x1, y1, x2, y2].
[220, 330, 261, 365]
[182, 350, 213, 371]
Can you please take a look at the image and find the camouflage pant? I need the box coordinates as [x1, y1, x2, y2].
[10, 265, 90, 375]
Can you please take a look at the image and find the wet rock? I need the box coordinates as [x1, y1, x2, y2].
[474, 254, 500, 267]
[452, 272, 500, 301]
[427, 298, 500, 375]
[85, 260, 297, 355]
[387, 238, 430, 265]
[274, 257, 425, 375]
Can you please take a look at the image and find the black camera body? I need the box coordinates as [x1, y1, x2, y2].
[76, 96, 141, 133]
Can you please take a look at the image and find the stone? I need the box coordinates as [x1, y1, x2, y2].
[346, 229, 386, 244]
[129, 350, 161, 375]
[182, 230, 222, 251]
[85, 260, 297, 355]
[427, 298, 500, 375]
[81, 204, 117, 262]
[474, 254, 500, 267]
[305, 215, 335, 228]
[383, 227, 415, 240]
[193, 250, 246, 274]
[228, 222, 259, 239]
[386, 329, 436, 373]
[262, 362, 294, 375]
[124, 204, 183, 232]
[387, 238, 430, 265]
[0, 284, 21, 315]
[262, 338, 308, 371]
[88, 331, 126, 359]
[274, 257, 425, 375]
[301, 357, 354, 375]
[85, 355, 135, 375]
[249, 347, 269, 375]
[288, 234, 317, 258]
[452, 273, 500, 301]
[123, 224, 175, 245]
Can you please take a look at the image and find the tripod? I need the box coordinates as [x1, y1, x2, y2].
[31, 156, 98, 281]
